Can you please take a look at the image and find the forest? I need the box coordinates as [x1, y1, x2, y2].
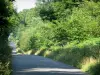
[0, 0, 100, 75]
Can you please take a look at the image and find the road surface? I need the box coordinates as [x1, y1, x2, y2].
[10, 42, 87, 75]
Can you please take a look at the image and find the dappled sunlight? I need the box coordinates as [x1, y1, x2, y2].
[19, 68, 81, 72]
[17, 68, 84, 74]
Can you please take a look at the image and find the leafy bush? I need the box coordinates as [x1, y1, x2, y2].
[88, 62, 100, 75]
[0, 0, 13, 75]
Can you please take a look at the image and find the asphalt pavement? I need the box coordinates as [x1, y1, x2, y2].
[10, 42, 87, 75]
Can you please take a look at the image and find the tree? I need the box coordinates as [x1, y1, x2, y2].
[0, 0, 14, 74]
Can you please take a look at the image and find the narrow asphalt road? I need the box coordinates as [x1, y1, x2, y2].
[10, 42, 87, 75]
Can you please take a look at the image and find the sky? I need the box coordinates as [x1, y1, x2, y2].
[13, 0, 36, 12]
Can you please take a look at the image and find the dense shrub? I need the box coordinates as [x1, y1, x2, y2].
[88, 63, 100, 75]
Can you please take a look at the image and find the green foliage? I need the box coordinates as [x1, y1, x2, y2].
[0, 62, 11, 75]
[0, 0, 14, 75]
[88, 63, 100, 75]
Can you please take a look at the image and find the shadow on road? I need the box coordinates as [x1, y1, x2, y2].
[12, 55, 86, 75]
[9, 42, 87, 75]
